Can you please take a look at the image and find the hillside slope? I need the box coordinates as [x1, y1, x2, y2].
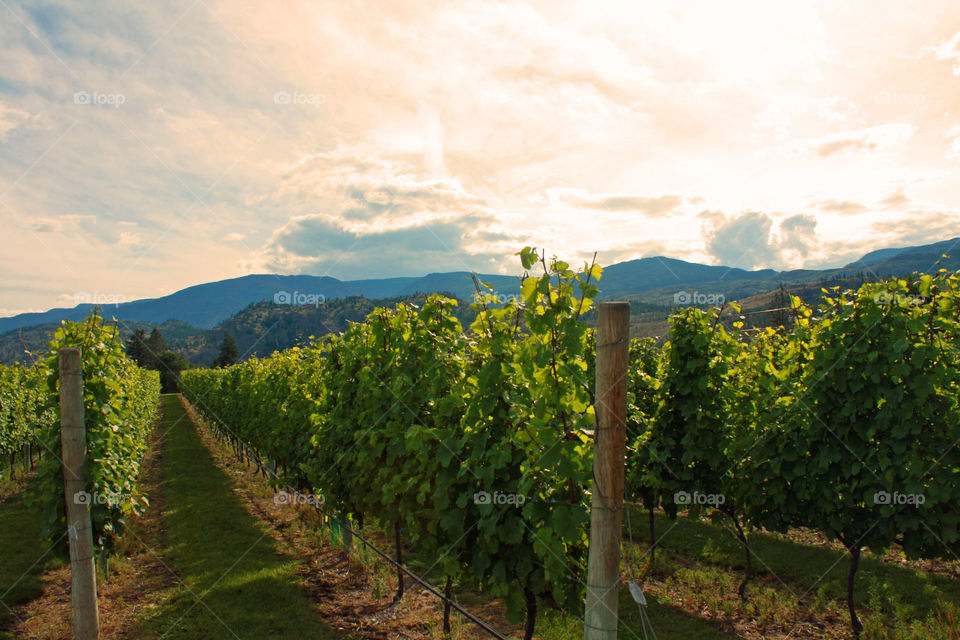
[2, 237, 956, 346]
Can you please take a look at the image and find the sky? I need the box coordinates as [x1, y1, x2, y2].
[2, 0, 960, 315]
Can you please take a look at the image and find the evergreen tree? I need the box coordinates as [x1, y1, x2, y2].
[214, 332, 239, 368]
[156, 350, 190, 393]
[125, 329, 149, 367]
[146, 328, 167, 356]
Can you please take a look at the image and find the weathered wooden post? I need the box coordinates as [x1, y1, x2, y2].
[59, 348, 100, 640]
[584, 302, 630, 640]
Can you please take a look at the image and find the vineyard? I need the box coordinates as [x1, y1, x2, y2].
[2, 249, 960, 639]
[177, 250, 960, 638]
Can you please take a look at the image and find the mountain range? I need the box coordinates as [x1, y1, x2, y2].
[1, 237, 957, 365]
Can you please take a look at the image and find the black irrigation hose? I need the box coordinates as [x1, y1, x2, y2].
[330, 513, 509, 640]
[208, 420, 511, 640]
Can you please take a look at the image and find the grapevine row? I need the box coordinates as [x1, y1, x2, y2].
[630, 271, 960, 634]
[0, 362, 53, 473]
[183, 248, 601, 639]
[182, 252, 960, 636]
[1, 314, 161, 555]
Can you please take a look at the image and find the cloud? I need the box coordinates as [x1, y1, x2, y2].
[920, 31, 960, 76]
[809, 124, 917, 158]
[870, 212, 960, 246]
[535, 188, 688, 218]
[597, 241, 670, 264]
[25, 217, 63, 232]
[816, 138, 875, 157]
[0, 102, 31, 140]
[246, 140, 518, 278]
[0, 307, 45, 316]
[4, 1, 960, 313]
[779, 214, 819, 261]
[701, 211, 823, 269]
[23, 214, 96, 233]
[250, 212, 505, 278]
[337, 179, 488, 222]
[578, 194, 683, 216]
[117, 231, 142, 248]
[948, 125, 960, 162]
[21, 214, 152, 253]
[880, 188, 910, 208]
[814, 199, 867, 214]
[701, 211, 778, 269]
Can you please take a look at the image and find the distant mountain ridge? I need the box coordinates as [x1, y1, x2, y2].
[842, 237, 960, 274]
[1, 237, 957, 336]
[0, 272, 522, 334]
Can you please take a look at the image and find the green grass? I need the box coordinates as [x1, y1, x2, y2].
[536, 587, 737, 639]
[132, 394, 346, 639]
[0, 477, 62, 638]
[346, 515, 735, 638]
[629, 508, 960, 623]
[349, 528, 735, 639]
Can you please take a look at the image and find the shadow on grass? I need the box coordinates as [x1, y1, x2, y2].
[629, 508, 960, 620]
[0, 478, 62, 638]
[133, 395, 344, 639]
[536, 585, 736, 639]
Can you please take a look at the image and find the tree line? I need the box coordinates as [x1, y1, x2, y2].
[125, 327, 238, 392]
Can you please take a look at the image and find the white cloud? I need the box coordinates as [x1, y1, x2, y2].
[702, 211, 778, 269]
[3, 0, 960, 313]
[701, 211, 826, 270]
[922, 31, 960, 76]
[948, 125, 960, 162]
[117, 231, 142, 248]
[779, 214, 820, 266]
[0, 102, 31, 140]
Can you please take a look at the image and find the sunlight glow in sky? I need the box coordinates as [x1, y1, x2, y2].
[1, 0, 960, 314]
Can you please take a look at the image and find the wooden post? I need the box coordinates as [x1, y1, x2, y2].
[584, 302, 630, 640]
[59, 348, 100, 640]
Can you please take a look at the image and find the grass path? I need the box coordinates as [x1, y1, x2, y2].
[130, 394, 345, 639]
[0, 477, 62, 639]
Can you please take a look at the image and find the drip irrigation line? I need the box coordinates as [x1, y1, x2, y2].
[206, 412, 668, 639]
[737, 306, 796, 315]
[210, 422, 510, 640]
